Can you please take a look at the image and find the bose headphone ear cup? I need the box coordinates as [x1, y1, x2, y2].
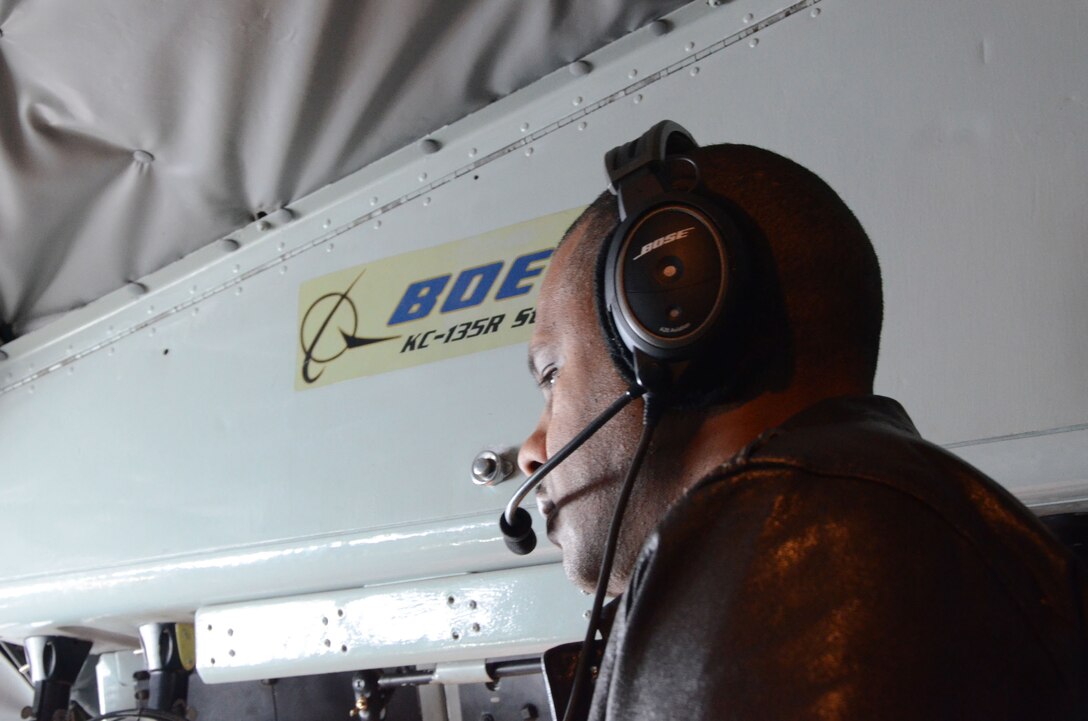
[598, 121, 752, 398]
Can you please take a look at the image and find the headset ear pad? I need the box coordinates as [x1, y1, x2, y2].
[601, 195, 747, 370]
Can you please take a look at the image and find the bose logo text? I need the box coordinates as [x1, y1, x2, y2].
[632, 227, 694, 260]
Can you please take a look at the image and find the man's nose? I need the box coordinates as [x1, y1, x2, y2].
[518, 421, 547, 478]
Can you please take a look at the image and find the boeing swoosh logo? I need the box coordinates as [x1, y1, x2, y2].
[299, 270, 400, 384]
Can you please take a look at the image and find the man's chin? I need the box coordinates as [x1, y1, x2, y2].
[560, 554, 597, 595]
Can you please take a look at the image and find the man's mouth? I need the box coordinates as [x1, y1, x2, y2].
[537, 498, 556, 518]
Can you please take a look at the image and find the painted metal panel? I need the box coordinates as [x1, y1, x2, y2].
[195, 564, 591, 684]
[0, 0, 1084, 673]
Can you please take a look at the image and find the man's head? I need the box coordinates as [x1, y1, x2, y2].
[518, 140, 882, 593]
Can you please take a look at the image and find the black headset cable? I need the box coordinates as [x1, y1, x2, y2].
[562, 396, 662, 721]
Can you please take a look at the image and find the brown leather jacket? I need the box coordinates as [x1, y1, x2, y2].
[587, 396, 1088, 720]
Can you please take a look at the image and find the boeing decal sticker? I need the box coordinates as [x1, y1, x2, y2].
[296, 207, 583, 390]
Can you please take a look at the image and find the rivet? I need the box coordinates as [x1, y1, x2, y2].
[228, 650, 235, 657]
[583, 610, 591, 619]
[268, 208, 293, 225]
[67, 366, 75, 375]
[109, 347, 116, 356]
[568, 60, 592, 76]
[66, 345, 73, 353]
[633, 94, 643, 104]
[811, 7, 821, 17]
[190, 285, 198, 295]
[227, 629, 234, 637]
[278, 241, 286, 251]
[471, 623, 481, 633]
[707, 0, 725, 6]
[419, 138, 441, 154]
[373, 220, 382, 229]
[468, 600, 477, 610]
[322, 617, 328, 625]
[649, 19, 670, 36]
[749, 37, 759, 48]
[685, 41, 696, 52]
[191, 308, 199, 317]
[28, 385, 35, 394]
[279, 265, 287, 275]
[147, 305, 155, 315]
[337, 609, 344, 617]
[423, 197, 432, 206]
[468, 148, 477, 158]
[324, 639, 331, 647]
[257, 220, 271, 231]
[370, 197, 379, 206]
[235, 287, 243, 296]
[232, 264, 240, 274]
[148, 328, 156, 337]
[524, 147, 534, 157]
[690, 66, 700, 77]
[133, 150, 154, 164]
[322, 219, 331, 229]
[327, 243, 335, 253]
[127, 282, 149, 297]
[419, 172, 428, 182]
[219, 238, 240, 252]
[628, 69, 638, 79]
[572, 96, 583, 106]
[210, 658, 215, 665]
[451, 630, 461, 640]
[743, 13, 755, 23]
[519, 122, 530, 133]
[341, 645, 348, 653]
[447, 595, 456, 606]
[578, 121, 588, 131]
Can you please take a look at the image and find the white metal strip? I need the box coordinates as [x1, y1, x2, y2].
[195, 564, 591, 684]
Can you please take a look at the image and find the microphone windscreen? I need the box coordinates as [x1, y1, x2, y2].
[499, 507, 537, 555]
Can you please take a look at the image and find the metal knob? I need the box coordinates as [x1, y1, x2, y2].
[471, 449, 516, 486]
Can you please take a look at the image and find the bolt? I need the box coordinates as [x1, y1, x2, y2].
[472, 455, 497, 482]
[649, 19, 670, 36]
[520, 704, 539, 720]
[420, 138, 441, 154]
[481, 714, 495, 721]
[471, 450, 514, 486]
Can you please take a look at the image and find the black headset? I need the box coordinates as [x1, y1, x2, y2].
[598, 120, 750, 397]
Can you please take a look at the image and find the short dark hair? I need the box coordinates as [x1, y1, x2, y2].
[557, 143, 883, 398]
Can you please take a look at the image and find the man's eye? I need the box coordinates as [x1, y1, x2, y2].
[539, 367, 559, 388]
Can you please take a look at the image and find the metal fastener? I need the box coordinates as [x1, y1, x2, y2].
[568, 60, 592, 76]
[471, 450, 515, 486]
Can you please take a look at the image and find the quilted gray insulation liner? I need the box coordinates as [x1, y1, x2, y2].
[0, 0, 686, 338]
